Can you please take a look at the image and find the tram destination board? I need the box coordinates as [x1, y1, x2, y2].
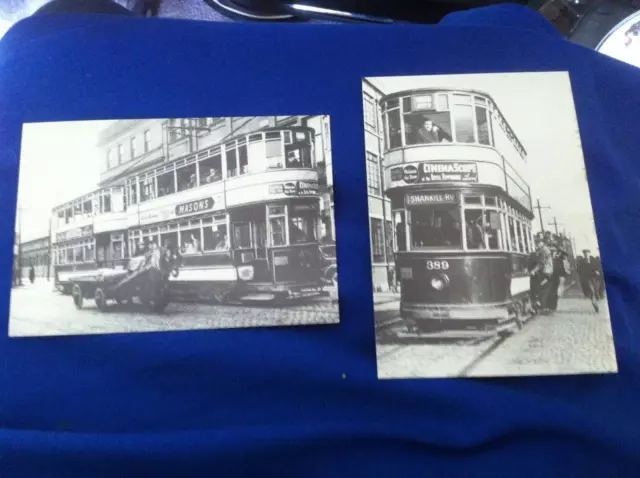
[9, 115, 340, 338]
[364, 72, 617, 380]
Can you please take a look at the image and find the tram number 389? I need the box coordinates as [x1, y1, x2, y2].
[426, 260, 450, 271]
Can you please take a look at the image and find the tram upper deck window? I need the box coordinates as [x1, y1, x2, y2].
[157, 170, 175, 197]
[177, 160, 197, 191]
[383, 92, 496, 150]
[410, 205, 462, 249]
[139, 177, 155, 202]
[403, 94, 452, 146]
[199, 149, 222, 184]
[266, 132, 284, 169]
[285, 133, 313, 169]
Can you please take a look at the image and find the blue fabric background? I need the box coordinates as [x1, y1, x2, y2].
[1, 5, 639, 476]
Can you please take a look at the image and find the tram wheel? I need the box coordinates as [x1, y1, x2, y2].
[72, 284, 83, 309]
[94, 288, 108, 311]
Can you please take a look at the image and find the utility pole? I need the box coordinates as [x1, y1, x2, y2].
[534, 199, 550, 233]
[548, 216, 562, 235]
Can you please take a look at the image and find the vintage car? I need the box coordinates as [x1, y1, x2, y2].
[70, 249, 178, 313]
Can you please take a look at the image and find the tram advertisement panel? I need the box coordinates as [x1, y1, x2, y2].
[363, 73, 616, 380]
[10, 115, 340, 337]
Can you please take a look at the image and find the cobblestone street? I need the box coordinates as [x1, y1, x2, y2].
[9, 280, 339, 337]
[376, 287, 618, 378]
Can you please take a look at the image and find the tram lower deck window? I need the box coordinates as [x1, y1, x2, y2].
[410, 205, 462, 249]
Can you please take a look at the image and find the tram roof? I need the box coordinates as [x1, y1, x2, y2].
[380, 88, 527, 157]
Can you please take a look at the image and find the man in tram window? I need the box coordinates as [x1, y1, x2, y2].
[416, 117, 439, 144]
[464, 211, 485, 249]
[204, 167, 220, 184]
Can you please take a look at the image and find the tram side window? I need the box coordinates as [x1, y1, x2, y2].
[394, 211, 407, 252]
[289, 213, 316, 244]
[111, 240, 124, 260]
[475, 102, 492, 145]
[128, 182, 138, 206]
[84, 243, 95, 262]
[266, 133, 284, 169]
[484, 211, 501, 250]
[139, 177, 155, 202]
[285, 142, 312, 169]
[410, 205, 462, 249]
[83, 199, 92, 218]
[73, 246, 83, 263]
[180, 228, 202, 255]
[452, 95, 476, 143]
[102, 192, 112, 213]
[464, 209, 485, 250]
[199, 153, 222, 184]
[404, 112, 453, 145]
[233, 222, 252, 249]
[177, 163, 196, 191]
[157, 170, 175, 197]
[57, 210, 64, 227]
[386, 106, 402, 150]
[508, 217, 518, 252]
[238, 140, 249, 175]
[226, 146, 238, 178]
[161, 232, 179, 251]
[203, 223, 229, 252]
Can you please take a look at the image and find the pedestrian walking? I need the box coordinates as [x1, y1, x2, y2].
[387, 266, 398, 294]
[28, 265, 35, 284]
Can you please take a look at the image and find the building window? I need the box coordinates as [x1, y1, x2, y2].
[168, 119, 180, 143]
[107, 149, 117, 169]
[144, 129, 151, 152]
[363, 94, 377, 131]
[117, 144, 123, 164]
[366, 152, 381, 196]
[130, 137, 136, 159]
[370, 217, 385, 263]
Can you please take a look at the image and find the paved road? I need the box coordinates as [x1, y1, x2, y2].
[9, 281, 339, 337]
[376, 287, 618, 379]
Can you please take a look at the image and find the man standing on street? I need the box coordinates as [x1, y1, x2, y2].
[531, 235, 554, 314]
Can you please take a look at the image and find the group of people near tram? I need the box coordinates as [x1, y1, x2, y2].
[528, 231, 604, 314]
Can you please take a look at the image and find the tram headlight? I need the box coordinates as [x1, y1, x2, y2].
[237, 265, 254, 281]
[430, 274, 449, 291]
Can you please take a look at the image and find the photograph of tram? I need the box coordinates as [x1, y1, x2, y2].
[365, 72, 617, 379]
[9, 115, 339, 337]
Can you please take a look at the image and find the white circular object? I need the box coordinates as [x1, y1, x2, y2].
[596, 11, 640, 68]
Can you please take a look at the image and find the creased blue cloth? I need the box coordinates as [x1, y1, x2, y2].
[1, 5, 639, 477]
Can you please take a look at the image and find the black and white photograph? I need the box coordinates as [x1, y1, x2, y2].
[364, 72, 617, 378]
[10, 115, 339, 337]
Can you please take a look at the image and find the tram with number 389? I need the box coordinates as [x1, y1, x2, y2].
[380, 88, 535, 337]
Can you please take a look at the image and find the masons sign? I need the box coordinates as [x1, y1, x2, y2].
[269, 180, 319, 197]
[405, 192, 458, 206]
[391, 162, 478, 184]
[175, 197, 215, 217]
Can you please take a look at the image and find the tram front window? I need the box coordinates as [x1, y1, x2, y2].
[289, 213, 317, 244]
[410, 205, 462, 249]
[464, 209, 485, 249]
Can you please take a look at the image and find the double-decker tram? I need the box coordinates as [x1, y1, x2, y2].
[51, 187, 128, 293]
[380, 88, 534, 337]
[51, 126, 325, 303]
